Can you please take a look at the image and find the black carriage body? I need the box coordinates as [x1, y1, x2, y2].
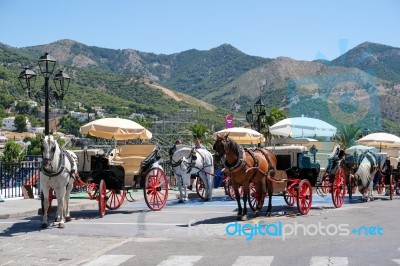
[90, 155, 125, 190]
[274, 149, 320, 186]
[133, 147, 161, 188]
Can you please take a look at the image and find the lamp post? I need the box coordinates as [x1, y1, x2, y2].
[18, 53, 70, 135]
[246, 98, 267, 133]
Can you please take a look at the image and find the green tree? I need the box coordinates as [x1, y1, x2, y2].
[14, 115, 27, 132]
[15, 101, 31, 115]
[133, 116, 153, 129]
[25, 135, 43, 155]
[59, 116, 81, 135]
[0, 140, 26, 163]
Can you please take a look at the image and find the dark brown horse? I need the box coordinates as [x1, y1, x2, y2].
[213, 134, 277, 220]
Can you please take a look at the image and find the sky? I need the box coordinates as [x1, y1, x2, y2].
[0, 0, 399, 61]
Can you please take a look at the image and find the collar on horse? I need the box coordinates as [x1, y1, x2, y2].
[223, 140, 259, 181]
[42, 147, 74, 177]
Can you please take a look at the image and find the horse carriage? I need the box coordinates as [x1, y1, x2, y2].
[346, 148, 398, 201]
[40, 118, 168, 228]
[213, 133, 355, 219]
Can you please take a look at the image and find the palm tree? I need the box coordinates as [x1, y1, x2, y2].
[189, 123, 212, 148]
[264, 107, 287, 145]
[334, 124, 362, 150]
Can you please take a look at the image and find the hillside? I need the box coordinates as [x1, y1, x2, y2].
[1, 39, 400, 135]
[331, 42, 400, 83]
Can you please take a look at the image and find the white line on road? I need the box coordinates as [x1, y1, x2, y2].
[310, 256, 348, 265]
[232, 256, 274, 266]
[156, 255, 202, 266]
[81, 255, 134, 266]
[393, 259, 400, 265]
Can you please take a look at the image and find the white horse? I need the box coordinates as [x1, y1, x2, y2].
[351, 150, 378, 202]
[171, 146, 214, 202]
[40, 135, 75, 228]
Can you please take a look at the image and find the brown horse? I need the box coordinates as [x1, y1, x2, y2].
[213, 134, 277, 220]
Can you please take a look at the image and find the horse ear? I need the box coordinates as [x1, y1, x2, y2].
[224, 133, 229, 139]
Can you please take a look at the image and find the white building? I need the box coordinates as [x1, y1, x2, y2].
[69, 111, 95, 122]
[1, 117, 31, 131]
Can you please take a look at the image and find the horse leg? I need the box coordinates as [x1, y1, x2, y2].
[207, 173, 214, 201]
[368, 179, 374, 201]
[233, 184, 243, 220]
[176, 175, 184, 203]
[253, 181, 263, 218]
[65, 180, 73, 222]
[240, 186, 248, 221]
[56, 186, 67, 229]
[266, 179, 273, 217]
[41, 182, 49, 228]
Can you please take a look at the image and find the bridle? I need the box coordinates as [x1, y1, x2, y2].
[41, 136, 70, 177]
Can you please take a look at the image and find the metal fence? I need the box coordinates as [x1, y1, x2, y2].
[0, 161, 41, 198]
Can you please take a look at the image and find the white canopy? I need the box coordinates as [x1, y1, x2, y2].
[80, 118, 152, 140]
[357, 132, 400, 149]
[269, 116, 337, 138]
[212, 127, 265, 144]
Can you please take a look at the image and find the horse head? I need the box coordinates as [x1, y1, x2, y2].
[213, 133, 230, 157]
[41, 135, 59, 172]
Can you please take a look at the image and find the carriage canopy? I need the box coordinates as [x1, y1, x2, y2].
[80, 117, 152, 140]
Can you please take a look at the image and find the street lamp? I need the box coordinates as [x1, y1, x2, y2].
[246, 99, 267, 133]
[18, 53, 70, 135]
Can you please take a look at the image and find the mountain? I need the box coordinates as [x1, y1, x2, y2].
[331, 42, 400, 83]
[1, 39, 400, 134]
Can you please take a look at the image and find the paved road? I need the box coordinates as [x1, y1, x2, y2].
[0, 191, 399, 266]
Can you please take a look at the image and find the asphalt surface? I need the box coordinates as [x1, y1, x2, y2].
[0, 187, 227, 219]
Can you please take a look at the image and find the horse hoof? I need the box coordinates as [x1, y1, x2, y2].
[178, 199, 184, 203]
[55, 217, 61, 223]
[58, 223, 65, 229]
[241, 215, 248, 221]
[65, 216, 72, 222]
[253, 211, 260, 218]
[265, 212, 271, 217]
[236, 214, 242, 221]
[41, 223, 48, 229]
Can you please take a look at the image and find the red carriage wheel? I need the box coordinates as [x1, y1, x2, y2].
[87, 183, 98, 200]
[196, 177, 207, 200]
[389, 174, 394, 200]
[284, 189, 296, 206]
[227, 178, 244, 200]
[143, 168, 169, 211]
[41, 188, 54, 215]
[377, 174, 385, 195]
[296, 179, 312, 215]
[98, 180, 106, 218]
[248, 182, 265, 211]
[106, 189, 126, 210]
[321, 175, 331, 194]
[331, 168, 346, 208]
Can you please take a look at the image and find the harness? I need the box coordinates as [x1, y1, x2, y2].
[222, 139, 259, 182]
[42, 145, 74, 178]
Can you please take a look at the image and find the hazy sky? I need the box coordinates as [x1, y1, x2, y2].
[0, 0, 398, 61]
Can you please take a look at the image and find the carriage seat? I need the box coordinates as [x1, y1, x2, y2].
[110, 144, 157, 185]
[389, 157, 399, 170]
